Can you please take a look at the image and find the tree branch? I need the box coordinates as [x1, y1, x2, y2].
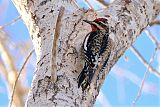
[149, 20, 160, 26]
[84, 0, 94, 9]
[130, 46, 160, 77]
[12, 0, 160, 106]
[0, 31, 25, 107]
[0, 16, 21, 30]
[9, 49, 34, 107]
[96, 0, 109, 6]
[132, 48, 157, 107]
[145, 29, 160, 49]
[51, 6, 65, 82]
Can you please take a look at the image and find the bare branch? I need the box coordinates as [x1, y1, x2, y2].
[83, 0, 94, 9]
[0, 30, 27, 106]
[145, 29, 160, 49]
[0, 16, 21, 30]
[112, 66, 157, 94]
[12, 0, 160, 106]
[131, 48, 157, 107]
[130, 46, 160, 77]
[9, 49, 34, 107]
[149, 20, 160, 26]
[0, 60, 8, 82]
[96, 0, 109, 6]
[73, 0, 80, 8]
[51, 7, 65, 82]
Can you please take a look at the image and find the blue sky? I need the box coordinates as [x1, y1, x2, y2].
[0, 0, 160, 107]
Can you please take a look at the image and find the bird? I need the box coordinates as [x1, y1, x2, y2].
[77, 18, 113, 91]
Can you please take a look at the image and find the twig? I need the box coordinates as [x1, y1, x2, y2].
[145, 29, 160, 49]
[113, 65, 157, 94]
[131, 48, 157, 107]
[73, 0, 80, 8]
[9, 49, 34, 107]
[0, 16, 21, 29]
[149, 20, 160, 26]
[0, 60, 8, 82]
[0, 33, 25, 106]
[51, 6, 65, 82]
[83, 0, 94, 9]
[96, 0, 109, 6]
[130, 46, 160, 77]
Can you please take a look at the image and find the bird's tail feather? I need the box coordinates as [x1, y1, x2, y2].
[78, 63, 96, 91]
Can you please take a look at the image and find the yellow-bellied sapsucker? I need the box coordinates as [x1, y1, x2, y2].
[78, 18, 113, 91]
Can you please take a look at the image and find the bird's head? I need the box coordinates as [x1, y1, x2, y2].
[83, 18, 108, 32]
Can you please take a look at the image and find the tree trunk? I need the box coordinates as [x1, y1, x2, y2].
[12, 0, 160, 106]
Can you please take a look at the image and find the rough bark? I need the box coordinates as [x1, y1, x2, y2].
[12, 0, 160, 106]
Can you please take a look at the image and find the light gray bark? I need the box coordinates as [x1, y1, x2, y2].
[12, 0, 160, 106]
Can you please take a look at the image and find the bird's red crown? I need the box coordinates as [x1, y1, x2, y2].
[94, 18, 107, 21]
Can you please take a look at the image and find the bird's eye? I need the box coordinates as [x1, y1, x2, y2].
[102, 20, 108, 24]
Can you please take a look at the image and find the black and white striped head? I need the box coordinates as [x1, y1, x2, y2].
[83, 18, 109, 32]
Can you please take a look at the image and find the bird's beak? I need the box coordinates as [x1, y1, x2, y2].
[83, 20, 93, 25]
